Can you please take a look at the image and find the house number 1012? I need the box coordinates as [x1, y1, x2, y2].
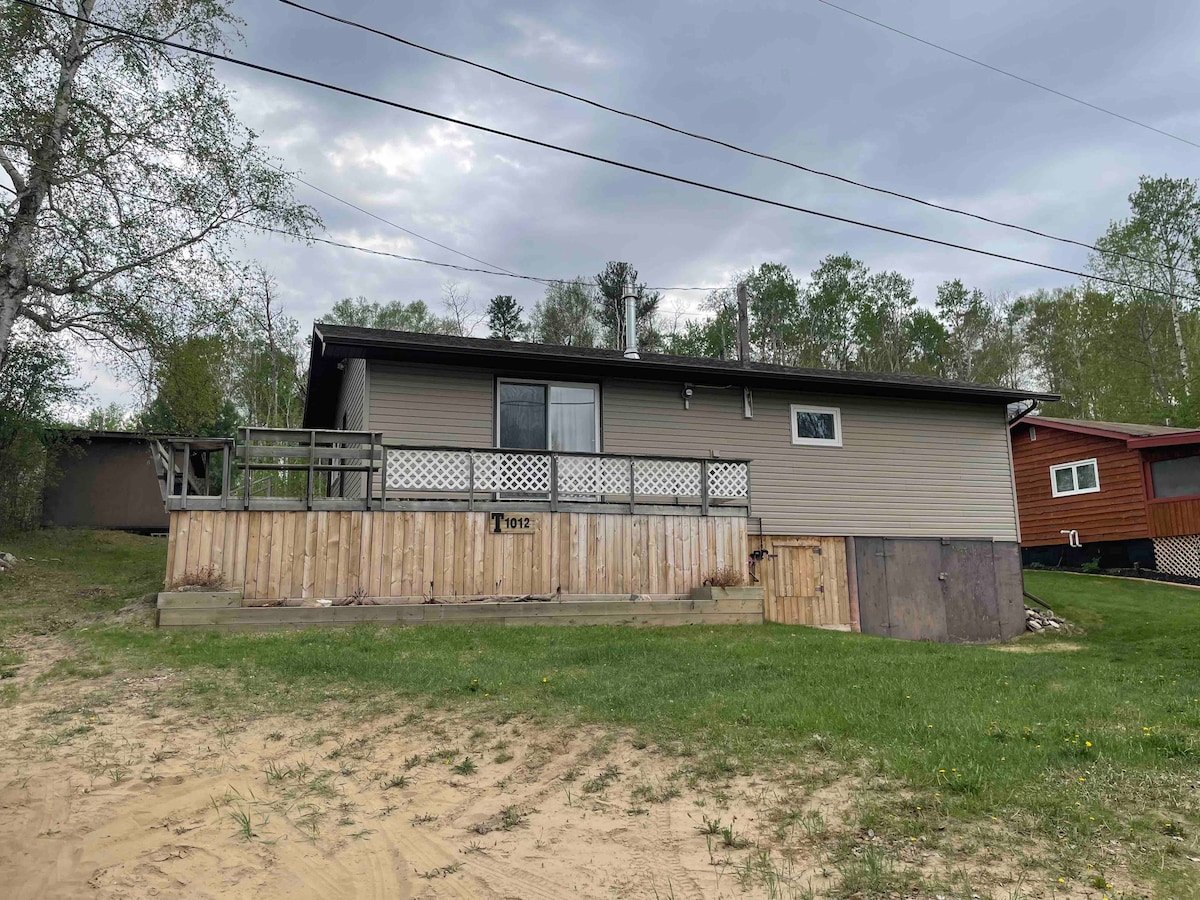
[490, 513, 534, 534]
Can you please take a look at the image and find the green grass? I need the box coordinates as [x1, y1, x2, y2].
[87, 567, 1200, 892]
[5, 530, 1200, 892]
[0, 529, 165, 639]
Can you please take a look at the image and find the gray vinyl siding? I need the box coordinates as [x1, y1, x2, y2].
[334, 358, 368, 497]
[361, 362, 1019, 541]
[369, 362, 494, 445]
[602, 380, 1018, 540]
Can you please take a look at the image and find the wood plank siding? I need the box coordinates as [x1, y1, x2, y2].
[166, 509, 748, 602]
[366, 362, 1019, 540]
[1148, 497, 1200, 538]
[1011, 422, 1149, 546]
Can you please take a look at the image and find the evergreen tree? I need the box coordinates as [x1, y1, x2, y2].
[486, 295, 527, 340]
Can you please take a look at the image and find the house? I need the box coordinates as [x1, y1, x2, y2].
[1010, 415, 1200, 577]
[155, 324, 1054, 638]
[43, 430, 170, 533]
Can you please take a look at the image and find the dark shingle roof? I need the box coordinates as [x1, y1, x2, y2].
[304, 325, 1058, 427]
[1032, 416, 1200, 438]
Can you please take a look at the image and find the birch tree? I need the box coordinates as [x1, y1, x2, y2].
[0, 0, 317, 377]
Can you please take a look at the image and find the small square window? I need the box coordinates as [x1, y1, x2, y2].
[1050, 458, 1101, 497]
[790, 404, 842, 447]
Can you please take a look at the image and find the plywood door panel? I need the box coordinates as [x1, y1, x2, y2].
[882, 539, 947, 642]
[854, 537, 889, 636]
[940, 540, 999, 642]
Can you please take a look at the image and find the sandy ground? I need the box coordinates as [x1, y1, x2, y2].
[0, 637, 1098, 899]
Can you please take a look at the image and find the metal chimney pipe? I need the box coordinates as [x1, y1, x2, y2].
[623, 282, 640, 359]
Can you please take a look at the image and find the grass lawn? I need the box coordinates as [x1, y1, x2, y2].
[3, 531, 1199, 894]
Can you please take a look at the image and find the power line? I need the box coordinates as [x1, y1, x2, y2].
[57, 172, 725, 291]
[275, 166, 524, 277]
[17, 0, 1197, 304]
[814, 0, 1200, 153]
[278, 0, 1189, 276]
[258, 225, 722, 292]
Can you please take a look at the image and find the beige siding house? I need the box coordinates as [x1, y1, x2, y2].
[300, 325, 1052, 641]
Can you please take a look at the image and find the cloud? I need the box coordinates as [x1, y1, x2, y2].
[72, 0, 1200, 407]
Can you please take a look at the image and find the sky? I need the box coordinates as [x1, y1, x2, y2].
[80, 0, 1200, 408]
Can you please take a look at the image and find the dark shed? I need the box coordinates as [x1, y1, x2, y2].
[42, 431, 168, 533]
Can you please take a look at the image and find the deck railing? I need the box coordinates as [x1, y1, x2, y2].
[156, 428, 751, 516]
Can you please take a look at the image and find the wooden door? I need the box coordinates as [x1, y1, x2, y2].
[766, 540, 828, 625]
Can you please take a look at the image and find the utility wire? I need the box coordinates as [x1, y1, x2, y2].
[814, 0, 1200, 153]
[17, 0, 1196, 304]
[57, 172, 724, 292]
[275, 166, 524, 277]
[279, 0, 1189, 276]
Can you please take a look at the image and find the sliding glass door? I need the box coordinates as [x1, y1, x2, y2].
[496, 381, 599, 498]
[497, 381, 599, 453]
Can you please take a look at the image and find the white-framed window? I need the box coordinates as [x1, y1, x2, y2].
[1050, 458, 1100, 497]
[790, 404, 842, 447]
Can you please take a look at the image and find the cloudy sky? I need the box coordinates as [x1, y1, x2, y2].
[84, 0, 1200, 405]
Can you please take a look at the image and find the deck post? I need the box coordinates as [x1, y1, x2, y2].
[467, 451, 475, 511]
[220, 443, 231, 510]
[380, 441, 390, 510]
[306, 431, 315, 510]
[701, 459, 710, 516]
[549, 454, 558, 512]
[242, 428, 251, 510]
[628, 456, 636, 514]
[745, 461, 753, 517]
[181, 442, 190, 510]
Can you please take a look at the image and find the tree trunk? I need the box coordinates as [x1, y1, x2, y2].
[0, 0, 95, 372]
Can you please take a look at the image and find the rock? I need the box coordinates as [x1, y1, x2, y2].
[1025, 605, 1073, 634]
[0, 552, 16, 564]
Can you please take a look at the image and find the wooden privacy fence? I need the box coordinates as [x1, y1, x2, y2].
[166, 509, 749, 602]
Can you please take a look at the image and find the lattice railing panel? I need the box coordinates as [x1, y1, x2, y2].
[385, 446, 747, 508]
[472, 452, 551, 493]
[386, 449, 471, 491]
[707, 461, 749, 499]
[1154, 535, 1200, 578]
[557, 455, 631, 496]
[634, 458, 701, 496]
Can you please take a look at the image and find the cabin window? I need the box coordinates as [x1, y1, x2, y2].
[790, 404, 842, 447]
[1049, 458, 1100, 497]
[1150, 455, 1200, 499]
[496, 380, 599, 453]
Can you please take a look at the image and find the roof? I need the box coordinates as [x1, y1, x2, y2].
[1018, 415, 1200, 449]
[303, 324, 1060, 428]
[304, 325, 1060, 426]
[51, 428, 161, 441]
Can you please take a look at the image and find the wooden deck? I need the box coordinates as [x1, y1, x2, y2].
[166, 509, 749, 603]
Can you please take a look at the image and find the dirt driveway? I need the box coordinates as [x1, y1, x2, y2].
[0, 636, 1088, 899]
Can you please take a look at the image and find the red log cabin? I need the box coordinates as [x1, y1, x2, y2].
[1010, 416, 1200, 576]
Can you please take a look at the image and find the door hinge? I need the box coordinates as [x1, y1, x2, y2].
[816, 584, 825, 593]
[811, 546, 822, 556]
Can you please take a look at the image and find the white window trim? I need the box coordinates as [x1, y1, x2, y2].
[790, 403, 843, 448]
[1049, 458, 1101, 498]
[495, 378, 601, 452]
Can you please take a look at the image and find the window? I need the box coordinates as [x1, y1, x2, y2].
[496, 380, 599, 452]
[1150, 455, 1200, 499]
[790, 404, 842, 447]
[1049, 458, 1100, 497]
